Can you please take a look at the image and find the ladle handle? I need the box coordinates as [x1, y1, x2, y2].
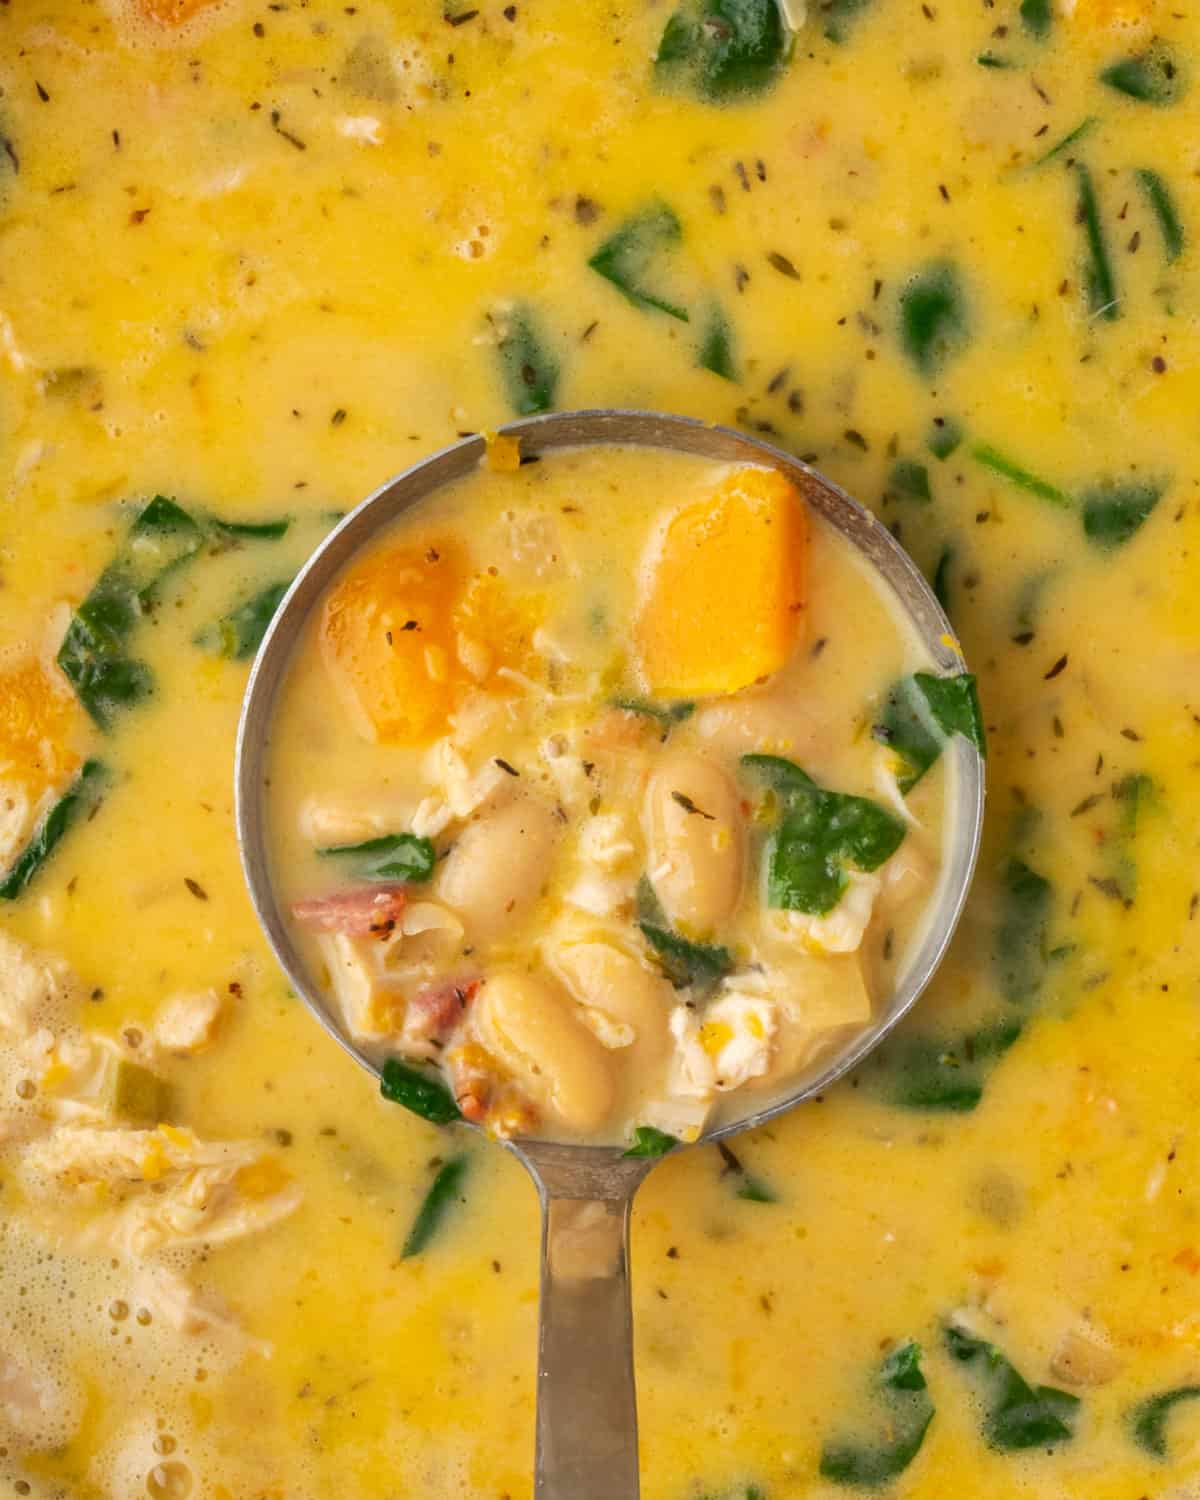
[527, 1155, 649, 1499]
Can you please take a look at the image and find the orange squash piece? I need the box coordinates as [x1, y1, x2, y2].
[452, 573, 543, 684]
[321, 541, 467, 746]
[633, 466, 807, 699]
[0, 658, 80, 798]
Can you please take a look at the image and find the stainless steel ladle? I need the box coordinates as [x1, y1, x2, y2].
[235, 409, 985, 1500]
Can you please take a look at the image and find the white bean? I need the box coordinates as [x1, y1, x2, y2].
[693, 680, 826, 761]
[549, 941, 672, 1069]
[435, 792, 559, 945]
[475, 970, 614, 1133]
[642, 749, 742, 936]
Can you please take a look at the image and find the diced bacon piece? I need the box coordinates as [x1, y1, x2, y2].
[291, 884, 408, 937]
[400, 977, 480, 1054]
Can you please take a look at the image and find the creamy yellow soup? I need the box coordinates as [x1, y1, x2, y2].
[266, 446, 951, 1145]
[1, 0, 1199, 1496]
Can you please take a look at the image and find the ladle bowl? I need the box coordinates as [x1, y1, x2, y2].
[235, 409, 985, 1500]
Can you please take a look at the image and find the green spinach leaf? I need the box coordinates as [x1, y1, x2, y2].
[820, 1340, 935, 1486]
[496, 303, 560, 415]
[944, 1324, 1079, 1450]
[1129, 1385, 1200, 1458]
[58, 496, 204, 729]
[198, 580, 291, 660]
[402, 1154, 470, 1258]
[639, 922, 733, 990]
[209, 516, 291, 540]
[697, 299, 738, 380]
[1135, 168, 1184, 263]
[932, 547, 954, 615]
[319, 832, 436, 883]
[624, 1125, 680, 1158]
[1101, 43, 1184, 105]
[971, 442, 1071, 507]
[872, 673, 985, 794]
[994, 856, 1053, 1004]
[1081, 478, 1164, 549]
[0, 760, 108, 901]
[380, 1058, 461, 1125]
[823, 0, 874, 43]
[1074, 163, 1120, 321]
[898, 261, 968, 378]
[588, 202, 690, 320]
[1030, 116, 1097, 168]
[741, 755, 906, 915]
[926, 415, 963, 459]
[871, 1017, 1023, 1112]
[654, 0, 789, 102]
[887, 459, 931, 503]
[1019, 0, 1051, 36]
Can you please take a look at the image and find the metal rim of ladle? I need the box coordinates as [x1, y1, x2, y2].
[234, 408, 985, 1152]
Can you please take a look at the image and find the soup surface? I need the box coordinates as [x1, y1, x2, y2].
[1, 0, 1199, 1496]
[267, 447, 954, 1145]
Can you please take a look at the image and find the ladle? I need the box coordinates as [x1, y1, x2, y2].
[235, 409, 985, 1500]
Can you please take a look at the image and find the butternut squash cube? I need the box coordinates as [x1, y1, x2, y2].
[633, 466, 807, 699]
[321, 541, 466, 745]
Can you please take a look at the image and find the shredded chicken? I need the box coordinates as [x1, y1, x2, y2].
[0, 928, 76, 1038]
[21, 1123, 302, 1258]
[130, 1263, 270, 1353]
[154, 987, 225, 1054]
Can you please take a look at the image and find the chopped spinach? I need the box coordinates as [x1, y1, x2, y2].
[624, 1124, 679, 1158]
[1112, 772, 1153, 902]
[209, 516, 291, 540]
[588, 202, 690, 320]
[1031, 116, 1097, 168]
[402, 1153, 470, 1258]
[872, 673, 985, 793]
[197, 580, 291, 660]
[639, 922, 733, 990]
[496, 303, 560, 415]
[654, 0, 789, 102]
[1074, 163, 1120, 321]
[1080, 478, 1163, 549]
[380, 1058, 462, 1125]
[1129, 1385, 1200, 1458]
[319, 832, 436, 882]
[887, 459, 931, 503]
[820, 1341, 935, 1486]
[0, 760, 108, 901]
[1019, 0, 1051, 37]
[823, 0, 874, 43]
[994, 856, 1053, 1004]
[932, 547, 954, 615]
[898, 261, 968, 378]
[741, 755, 906, 915]
[970, 443, 1071, 507]
[735, 1172, 777, 1203]
[944, 1324, 1079, 1450]
[872, 1017, 1023, 1112]
[58, 496, 204, 729]
[926, 415, 963, 460]
[1101, 43, 1184, 105]
[697, 299, 738, 380]
[1134, 168, 1184, 263]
